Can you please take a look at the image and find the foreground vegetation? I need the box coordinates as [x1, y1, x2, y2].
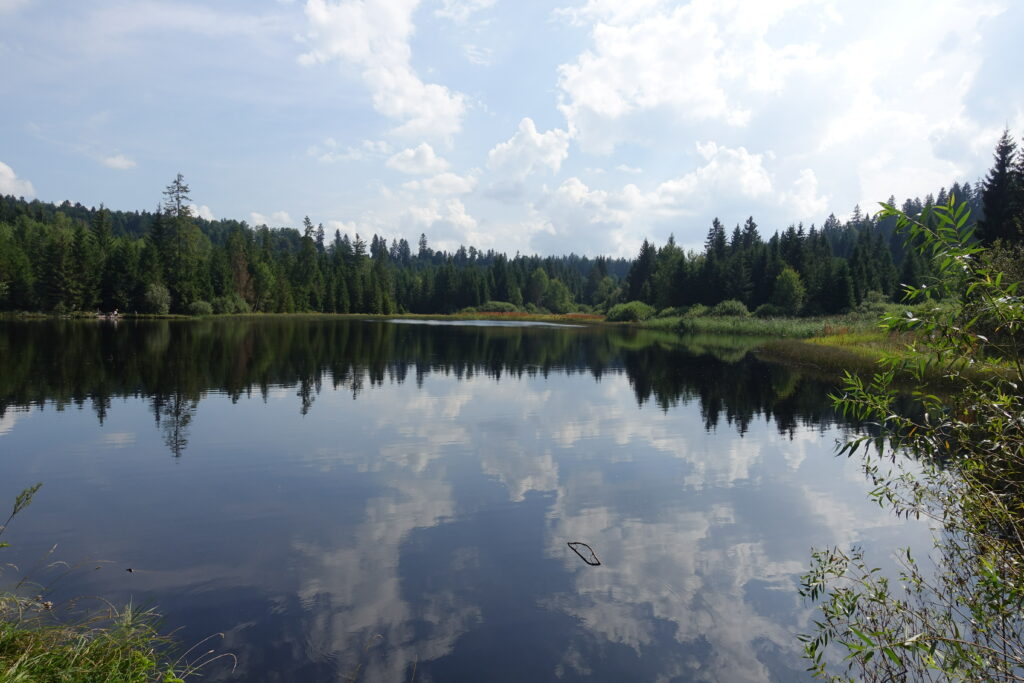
[799, 195, 1024, 680]
[0, 485, 220, 682]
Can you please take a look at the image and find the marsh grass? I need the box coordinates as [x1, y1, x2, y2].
[674, 314, 840, 337]
[0, 484, 230, 682]
[632, 315, 683, 330]
[0, 596, 228, 682]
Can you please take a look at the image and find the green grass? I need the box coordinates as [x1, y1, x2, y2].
[0, 594, 225, 682]
[672, 315, 841, 337]
[631, 315, 683, 330]
[0, 483, 228, 682]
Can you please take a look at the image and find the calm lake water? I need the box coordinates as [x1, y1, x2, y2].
[0, 319, 930, 682]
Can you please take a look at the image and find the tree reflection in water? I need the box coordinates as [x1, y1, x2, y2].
[0, 317, 900, 457]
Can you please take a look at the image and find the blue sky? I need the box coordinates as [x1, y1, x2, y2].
[1, 0, 1022, 256]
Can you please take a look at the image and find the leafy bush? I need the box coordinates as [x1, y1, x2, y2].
[709, 299, 750, 317]
[753, 303, 785, 318]
[770, 267, 806, 316]
[187, 300, 213, 316]
[211, 294, 250, 314]
[682, 303, 709, 317]
[542, 279, 574, 314]
[855, 289, 889, 315]
[606, 301, 655, 322]
[800, 195, 1024, 680]
[144, 283, 171, 315]
[656, 306, 686, 318]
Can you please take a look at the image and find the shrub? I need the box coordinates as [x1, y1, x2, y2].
[682, 303, 709, 318]
[187, 301, 213, 316]
[770, 267, 806, 316]
[606, 301, 655, 322]
[709, 299, 750, 317]
[144, 283, 171, 315]
[753, 303, 785, 318]
[800, 194, 1024, 680]
[855, 289, 889, 316]
[211, 294, 250, 314]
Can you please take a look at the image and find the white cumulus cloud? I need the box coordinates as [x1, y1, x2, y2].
[435, 0, 495, 24]
[780, 168, 829, 221]
[558, 0, 798, 152]
[650, 141, 774, 206]
[308, 138, 392, 163]
[250, 210, 294, 227]
[530, 141, 780, 255]
[101, 154, 136, 169]
[386, 143, 450, 174]
[189, 204, 216, 221]
[399, 198, 481, 250]
[487, 118, 570, 183]
[463, 44, 492, 66]
[0, 161, 35, 198]
[402, 171, 477, 195]
[299, 0, 466, 140]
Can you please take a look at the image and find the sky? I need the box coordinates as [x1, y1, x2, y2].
[1, 0, 1022, 257]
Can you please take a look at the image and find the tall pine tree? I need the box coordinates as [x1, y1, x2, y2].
[978, 128, 1022, 244]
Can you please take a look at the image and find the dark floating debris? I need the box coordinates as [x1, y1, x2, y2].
[567, 541, 601, 566]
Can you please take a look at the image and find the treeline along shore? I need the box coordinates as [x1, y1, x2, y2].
[1, 130, 1022, 322]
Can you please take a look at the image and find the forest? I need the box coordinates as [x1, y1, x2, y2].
[0, 130, 1021, 318]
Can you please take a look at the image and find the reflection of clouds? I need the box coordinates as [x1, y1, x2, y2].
[289, 435, 471, 681]
[547, 503, 804, 682]
[544, 497, 805, 681]
[532, 376, 772, 490]
[332, 369, 904, 680]
[0, 409, 24, 436]
[266, 386, 292, 401]
[534, 384, 925, 681]
[481, 447, 559, 503]
[269, 374, 570, 679]
[100, 431, 135, 447]
[125, 365, 927, 680]
[370, 376, 563, 502]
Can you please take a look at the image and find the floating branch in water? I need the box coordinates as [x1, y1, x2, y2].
[567, 541, 601, 566]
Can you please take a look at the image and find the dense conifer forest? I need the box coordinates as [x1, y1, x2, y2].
[1, 130, 1022, 318]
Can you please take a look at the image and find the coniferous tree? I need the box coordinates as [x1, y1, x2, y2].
[978, 128, 1022, 244]
[626, 239, 656, 303]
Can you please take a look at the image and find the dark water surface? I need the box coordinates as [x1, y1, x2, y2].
[0, 319, 929, 682]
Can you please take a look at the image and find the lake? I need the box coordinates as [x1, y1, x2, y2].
[0, 318, 930, 682]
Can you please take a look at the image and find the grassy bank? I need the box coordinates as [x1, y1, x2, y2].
[0, 597, 207, 682]
[0, 485, 219, 682]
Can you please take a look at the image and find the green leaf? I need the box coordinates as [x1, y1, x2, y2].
[849, 626, 875, 647]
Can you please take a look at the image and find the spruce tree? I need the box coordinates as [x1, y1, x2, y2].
[978, 128, 1021, 244]
[626, 239, 656, 303]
